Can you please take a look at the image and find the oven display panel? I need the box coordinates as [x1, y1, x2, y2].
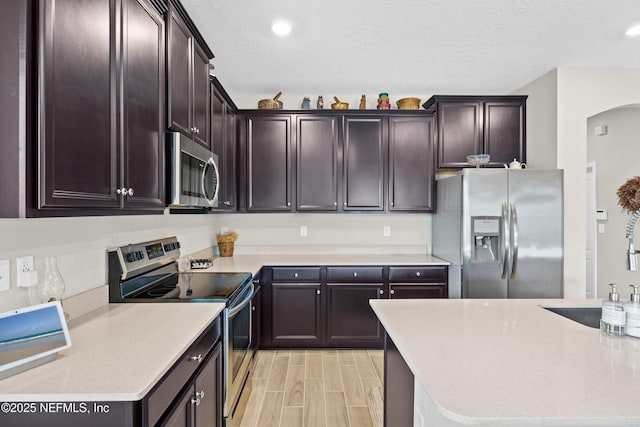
[145, 243, 165, 260]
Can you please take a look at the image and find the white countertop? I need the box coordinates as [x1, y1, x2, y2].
[0, 303, 225, 401]
[192, 253, 449, 275]
[370, 298, 640, 425]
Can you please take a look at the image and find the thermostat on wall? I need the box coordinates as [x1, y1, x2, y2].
[595, 209, 608, 221]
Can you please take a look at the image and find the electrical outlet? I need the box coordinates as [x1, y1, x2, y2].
[300, 225, 308, 237]
[0, 259, 9, 292]
[16, 256, 38, 288]
[383, 226, 391, 237]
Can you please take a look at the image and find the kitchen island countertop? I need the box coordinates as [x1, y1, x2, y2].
[0, 302, 225, 401]
[370, 298, 640, 426]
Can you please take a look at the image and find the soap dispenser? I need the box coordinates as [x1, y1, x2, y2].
[625, 285, 640, 338]
[600, 283, 625, 336]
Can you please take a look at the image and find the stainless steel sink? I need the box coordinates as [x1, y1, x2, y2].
[542, 306, 601, 328]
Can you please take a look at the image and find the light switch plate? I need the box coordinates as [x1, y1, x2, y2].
[0, 259, 10, 292]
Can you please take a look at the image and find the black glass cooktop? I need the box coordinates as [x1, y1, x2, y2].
[125, 271, 252, 304]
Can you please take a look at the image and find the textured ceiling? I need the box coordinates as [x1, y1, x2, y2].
[182, 0, 640, 107]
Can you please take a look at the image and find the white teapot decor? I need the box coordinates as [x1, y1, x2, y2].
[504, 158, 527, 169]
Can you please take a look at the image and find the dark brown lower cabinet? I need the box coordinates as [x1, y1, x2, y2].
[384, 333, 414, 427]
[270, 282, 322, 347]
[261, 265, 447, 349]
[325, 283, 384, 347]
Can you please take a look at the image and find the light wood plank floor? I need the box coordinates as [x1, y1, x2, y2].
[235, 350, 384, 427]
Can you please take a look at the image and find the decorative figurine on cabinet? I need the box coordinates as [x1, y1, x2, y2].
[359, 94, 366, 110]
[377, 92, 391, 110]
[301, 97, 311, 109]
[317, 95, 324, 109]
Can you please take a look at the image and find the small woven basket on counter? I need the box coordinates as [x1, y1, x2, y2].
[216, 231, 238, 257]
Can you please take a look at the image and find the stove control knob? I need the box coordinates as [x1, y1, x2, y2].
[125, 253, 135, 263]
[136, 251, 144, 261]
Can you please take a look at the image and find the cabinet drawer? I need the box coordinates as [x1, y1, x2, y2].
[388, 266, 447, 283]
[147, 316, 221, 426]
[326, 267, 384, 283]
[272, 267, 321, 282]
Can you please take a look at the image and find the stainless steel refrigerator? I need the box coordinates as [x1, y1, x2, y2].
[433, 169, 563, 299]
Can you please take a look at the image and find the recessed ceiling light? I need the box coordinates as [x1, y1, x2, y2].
[271, 20, 292, 36]
[626, 24, 640, 36]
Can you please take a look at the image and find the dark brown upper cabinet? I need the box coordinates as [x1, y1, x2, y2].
[167, 0, 213, 149]
[343, 116, 387, 211]
[35, 0, 166, 215]
[296, 115, 341, 211]
[388, 115, 435, 211]
[210, 77, 238, 211]
[245, 115, 292, 211]
[423, 95, 526, 169]
[240, 111, 436, 213]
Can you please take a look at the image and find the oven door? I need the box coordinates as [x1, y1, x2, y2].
[224, 281, 254, 422]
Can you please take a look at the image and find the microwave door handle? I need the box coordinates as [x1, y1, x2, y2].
[510, 201, 519, 280]
[501, 201, 509, 279]
[227, 282, 255, 318]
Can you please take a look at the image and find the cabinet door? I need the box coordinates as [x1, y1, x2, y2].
[38, 0, 119, 209]
[343, 116, 386, 210]
[167, 7, 193, 138]
[122, 0, 165, 211]
[246, 116, 292, 211]
[271, 282, 322, 346]
[390, 284, 447, 299]
[250, 285, 262, 356]
[484, 101, 525, 165]
[388, 115, 435, 211]
[325, 283, 384, 347]
[436, 101, 482, 169]
[210, 88, 236, 210]
[159, 384, 192, 427]
[192, 43, 210, 148]
[296, 115, 340, 211]
[193, 344, 222, 427]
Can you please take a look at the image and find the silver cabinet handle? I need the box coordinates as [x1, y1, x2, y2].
[195, 390, 205, 399]
[195, 128, 200, 135]
[353, 272, 358, 277]
[116, 187, 134, 196]
[379, 289, 384, 295]
[344, 202, 347, 206]
[191, 397, 201, 406]
[390, 289, 395, 295]
[287, 202, 291, 207]
[189, 354, 203, 363]
[252, 305, 256, 311]
[224, 201, 231, 206]
[316, 289, 321, 295]
[190, 127, 197, 133]
[333, 202, 337, 206]
[294, 273, 299, 278]
[416, 272, 421, 277]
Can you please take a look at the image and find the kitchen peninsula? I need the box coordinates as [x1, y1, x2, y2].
[371, 298, 640, 427]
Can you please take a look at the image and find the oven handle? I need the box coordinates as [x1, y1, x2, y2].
[227, 282, 255, 318]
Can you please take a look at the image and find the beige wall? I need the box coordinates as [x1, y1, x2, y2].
[515, 67, 640, 298]
[0, 213, 220, 312]
[587, 107, 640, 297]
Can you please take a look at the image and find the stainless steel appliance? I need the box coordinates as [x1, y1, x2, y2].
[108, 237, 253, 426]
[167, 132, 220, 208]
[433, 169, 563, 298]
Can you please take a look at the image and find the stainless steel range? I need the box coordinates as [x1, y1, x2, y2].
[107, 236, 254, 426]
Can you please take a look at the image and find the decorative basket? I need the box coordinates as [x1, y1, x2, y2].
[331, 96, 349, 110]
[218, 242, 234, 257]
[258, 92, 283, 109]
[396, 97, 421, 110]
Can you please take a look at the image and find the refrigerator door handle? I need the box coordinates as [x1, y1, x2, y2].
[510, 201, 519, 279]
[501, 201, 509, 279]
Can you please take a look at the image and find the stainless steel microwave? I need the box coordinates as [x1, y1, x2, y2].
[167, 132, 220, 208]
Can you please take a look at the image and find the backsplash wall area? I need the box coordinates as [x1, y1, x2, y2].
[0, 213, 219, 312]
[1, 212, 431, 312]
